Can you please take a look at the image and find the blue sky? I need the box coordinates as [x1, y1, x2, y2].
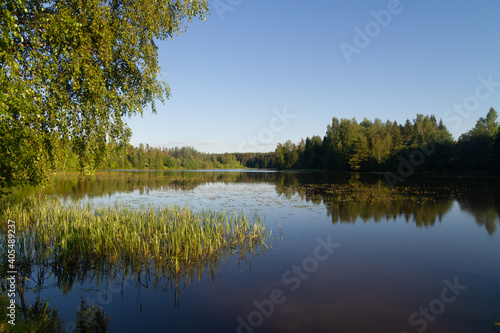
[128, 0, 500, 153]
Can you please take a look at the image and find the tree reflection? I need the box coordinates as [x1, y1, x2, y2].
[274, 174, 500, 235]
[14, 170, 500, 235]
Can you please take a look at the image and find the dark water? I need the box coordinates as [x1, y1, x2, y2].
[13, 171, 500, 332]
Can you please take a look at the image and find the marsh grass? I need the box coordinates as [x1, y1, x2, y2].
[0, 195, 269, 288]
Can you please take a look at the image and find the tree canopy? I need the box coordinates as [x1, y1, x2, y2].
[0, 0, 208, 190]
[275, 108, 499, 174]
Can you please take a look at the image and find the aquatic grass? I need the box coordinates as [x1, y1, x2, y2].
[0, 195, 269, 280]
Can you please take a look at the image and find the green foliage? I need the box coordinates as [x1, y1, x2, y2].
[55, 143, 254, 171]
[348, 135, 369, 171]
[274, 108, 498, 173]
[275, 140, 298, 169]
[233, 152, 276, 169]
[96, 144, 247, 170]
[0, 0, 209, 190]
[456, 107, 499, 172]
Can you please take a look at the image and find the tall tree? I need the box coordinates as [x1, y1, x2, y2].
[275, 140, 298, 169]
[308, 135, 323, 169]
[434, 119, 454, 143]
[485, 107, 499, 137]
[0, 0, 208, 190]
[390, 121, 404, 151]
[402, 119, 414, 144]
[367, 118, 391, 164]
[322, 117, 342, 170]
[457, 108, 499, 171]
[414, 114, 425, 144]
[349, 134, 369, 171]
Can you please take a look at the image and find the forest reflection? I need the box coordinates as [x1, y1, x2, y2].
[274, 172, 500, 235]
[29, 171, 500, 235]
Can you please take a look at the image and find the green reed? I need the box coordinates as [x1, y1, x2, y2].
[0, 195, 268, 275]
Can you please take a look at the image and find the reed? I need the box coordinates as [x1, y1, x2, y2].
[0, 195, 268, 277]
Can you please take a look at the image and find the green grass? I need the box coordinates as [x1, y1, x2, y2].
[1, 195, 269, 279]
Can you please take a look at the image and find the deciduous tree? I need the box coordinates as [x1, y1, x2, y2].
[0, 0, 208, 190]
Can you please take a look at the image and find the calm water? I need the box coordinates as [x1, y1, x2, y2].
[14, 171, 500, 332]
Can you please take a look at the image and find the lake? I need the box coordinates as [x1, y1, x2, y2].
[7, 170, 500, 332]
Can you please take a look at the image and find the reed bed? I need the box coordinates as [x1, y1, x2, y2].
[0, 195, 269, 276]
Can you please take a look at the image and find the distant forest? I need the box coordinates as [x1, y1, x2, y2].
[59, 108, 499, 174]
[61, 145, 276, 170]
[275, 107, 500, 173]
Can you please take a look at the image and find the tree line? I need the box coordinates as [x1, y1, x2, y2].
[58, 107, 499, 174]
[61, 145, 242, 170]
[274, 107, 500, 173]
[59, 144, 278, 171]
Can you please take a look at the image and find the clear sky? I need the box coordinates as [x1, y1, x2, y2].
[128, 0, 500, 153]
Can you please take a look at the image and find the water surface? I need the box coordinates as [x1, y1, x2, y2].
[10, 171, 500, 332]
